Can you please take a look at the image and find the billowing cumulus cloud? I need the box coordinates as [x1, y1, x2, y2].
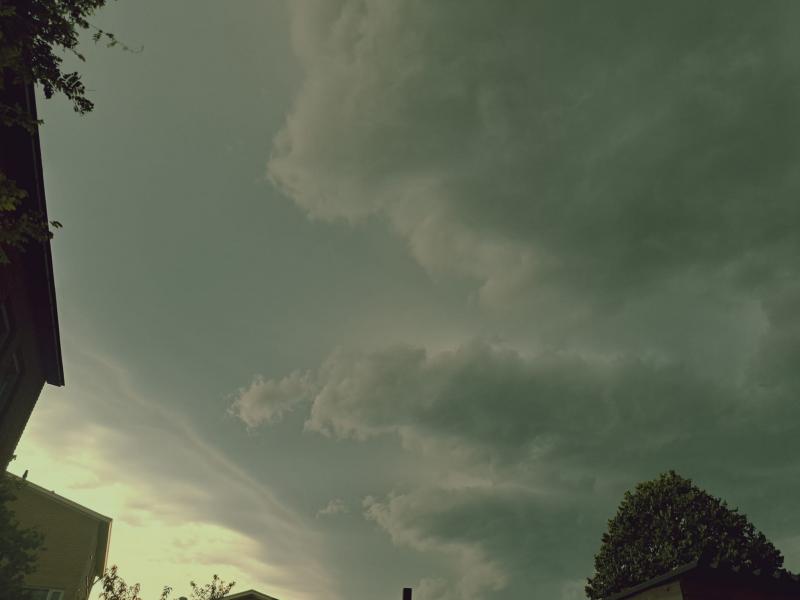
[250, 340, 738, 471]
[364, 486, 594, 600]
[270, 0, 800, 311]
[255, 1, 800, 597]
[317, 498, 349, 518]
[365, 490, 508, 600]
[234, 336, 800, 597]
[229, 370, 314, 427]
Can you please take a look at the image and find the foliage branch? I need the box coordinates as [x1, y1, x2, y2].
[0, 0, 139, 262]
[99, 566, 235, 600]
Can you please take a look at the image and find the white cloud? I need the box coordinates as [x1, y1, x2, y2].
[228, 370, 315, 428]
[316, 498, 349, 518]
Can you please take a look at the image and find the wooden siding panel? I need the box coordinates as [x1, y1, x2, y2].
[10, 483, 100, 600]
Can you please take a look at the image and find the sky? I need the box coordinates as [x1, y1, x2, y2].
[9, 1, 800, 599]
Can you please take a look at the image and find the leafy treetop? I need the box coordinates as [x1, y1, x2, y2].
[585, 470, 785, 599]
[99, 566, 235, 600]
[1, 0, 138, 125]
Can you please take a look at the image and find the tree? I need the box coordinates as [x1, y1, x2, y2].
[0, 468, 44, 600]
[585, 470, 785, 599]
[185, 575, 237, 600]
[99, 565, 235, 600]
[0, 0, 138, 262]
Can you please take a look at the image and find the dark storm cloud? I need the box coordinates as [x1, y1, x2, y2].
[365, 485, 595, 600]
[234, 338, 777, 476]
[270, 1, 800, 310]
[253, 1, 800, 597]
[232, 336, 800, 597]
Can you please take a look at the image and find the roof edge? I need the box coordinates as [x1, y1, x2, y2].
[603, 556, 800, 600]
[22, 83, 64, 386]
[6, 472, 111, 577]
[7, 472, 112, 523]
[223, 590, 280, 600]
[604, 560, 700, 600]
[95, 518, 112, 578]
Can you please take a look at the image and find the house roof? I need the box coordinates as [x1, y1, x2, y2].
[7, 473, 112, 579]
[222, 590, 279, 600]
[2, 81, 64, 386]
[604, 553, 800, 600]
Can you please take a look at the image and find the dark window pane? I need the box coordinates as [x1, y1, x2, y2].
[0, 350, 21, 411]
[0, 303, 9, 348]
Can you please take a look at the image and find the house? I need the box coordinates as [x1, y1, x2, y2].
[0, 79, 64, 469]
[7, 473, 112, 600]
[604, 554, 800, 600]
[223, 590, 280, 600]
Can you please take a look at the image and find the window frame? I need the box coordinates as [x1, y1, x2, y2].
[0, 300, 12, 355]
[0, 346, 23, 414]
[25, 589, 64, 600]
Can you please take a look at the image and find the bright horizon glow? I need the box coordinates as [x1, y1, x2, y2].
[11, 401, 296, 600]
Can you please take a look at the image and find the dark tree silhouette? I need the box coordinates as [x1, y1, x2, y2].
[585, 470, 784, 599]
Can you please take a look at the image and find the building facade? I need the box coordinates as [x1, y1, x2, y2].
[8, 475, 111, 600]
[605, 556, 800, 600]
[0, 79, 64, 469]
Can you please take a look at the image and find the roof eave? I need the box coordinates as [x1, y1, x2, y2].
[94, 518, 112, 578]
[603, 560, 700, 600]
[21, 83, 64, 386]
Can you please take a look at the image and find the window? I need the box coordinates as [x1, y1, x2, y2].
[0, 302, 9, 348]
[26, 590, 64, 600]
[0, 349, 21, 412]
